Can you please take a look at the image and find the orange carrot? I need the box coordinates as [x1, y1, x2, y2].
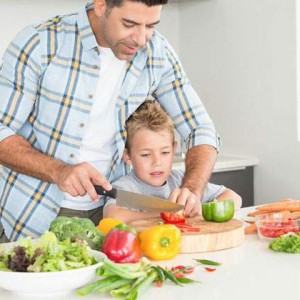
[244, 223, 257, 234]
[247, 200, 300, 217]
[256, 200, 300, 213]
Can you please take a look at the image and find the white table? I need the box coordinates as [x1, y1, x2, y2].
[1, 207, 299, 300]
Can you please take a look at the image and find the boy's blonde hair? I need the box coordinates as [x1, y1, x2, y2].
[125, 100, 175, 151]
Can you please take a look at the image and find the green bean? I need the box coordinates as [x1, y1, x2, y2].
[110, 283, 132, 297]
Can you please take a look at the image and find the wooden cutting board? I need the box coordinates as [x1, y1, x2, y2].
[129, 216, 245, 253]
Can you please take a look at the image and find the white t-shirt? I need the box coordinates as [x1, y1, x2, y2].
[61, 47, 127, 210]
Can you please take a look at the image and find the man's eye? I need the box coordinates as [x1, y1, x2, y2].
[141, 154, 150, 157]
[162, 151, 170, 155]
[123, 23, 134, 28]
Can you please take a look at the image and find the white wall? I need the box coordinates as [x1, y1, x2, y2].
[179, 0, 299, 204]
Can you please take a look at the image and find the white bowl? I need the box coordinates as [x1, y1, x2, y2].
[0, 250, 105, 297]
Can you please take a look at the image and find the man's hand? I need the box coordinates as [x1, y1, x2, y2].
[169, 187, 201, 217]
[0, 135, 112, 201]
[55, 162, 112, 201]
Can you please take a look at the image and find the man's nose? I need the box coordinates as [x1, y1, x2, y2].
[133, 27, 147, 47]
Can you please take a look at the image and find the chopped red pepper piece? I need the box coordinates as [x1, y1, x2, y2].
[155, 280, 163, 287]
[174, 223, 201, 233]
[160, 211, 185, 224]
[205, 267, 216, 272]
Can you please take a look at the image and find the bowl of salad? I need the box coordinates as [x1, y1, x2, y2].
[0, 231, 105, 296]
[255, 212, 300, 241]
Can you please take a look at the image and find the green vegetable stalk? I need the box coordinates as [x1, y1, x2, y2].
[77, 257, 199, 299]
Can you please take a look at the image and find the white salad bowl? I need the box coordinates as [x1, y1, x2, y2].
[0, 249, 105, 297]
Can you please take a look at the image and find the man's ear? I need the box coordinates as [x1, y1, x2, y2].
[123, 149, 132, 165]
[94, 0, 107, 17]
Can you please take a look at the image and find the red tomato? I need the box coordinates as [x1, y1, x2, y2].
[259, 219, 299, 238]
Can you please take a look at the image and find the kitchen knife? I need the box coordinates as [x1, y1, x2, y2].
[94, 185, 184, 212]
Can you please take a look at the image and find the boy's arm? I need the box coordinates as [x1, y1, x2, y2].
[216, 189, 242, 210]
[104, 204, 160, 223]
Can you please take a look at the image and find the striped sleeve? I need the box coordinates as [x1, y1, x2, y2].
[0, 25, 41, 141]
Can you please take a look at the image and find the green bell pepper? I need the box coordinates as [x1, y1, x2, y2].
[202, 199, 235, 222]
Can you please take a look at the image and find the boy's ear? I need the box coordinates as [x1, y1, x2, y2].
[122, 149, 132, 165]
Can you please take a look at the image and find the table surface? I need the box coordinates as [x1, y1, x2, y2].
[1, 206, 299, 300]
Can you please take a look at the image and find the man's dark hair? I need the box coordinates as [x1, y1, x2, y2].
[106, 0, 168, 8]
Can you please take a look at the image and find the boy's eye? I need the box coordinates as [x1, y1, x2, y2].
[162, 151, 170, 155]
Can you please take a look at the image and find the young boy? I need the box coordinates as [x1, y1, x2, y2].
[104, 100, 242, 223]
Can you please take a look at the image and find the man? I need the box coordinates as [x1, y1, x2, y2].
[0, 0, 219, 242]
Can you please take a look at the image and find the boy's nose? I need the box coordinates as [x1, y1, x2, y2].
[152, 155, 162, 166]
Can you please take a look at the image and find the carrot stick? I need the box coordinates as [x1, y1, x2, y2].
[244, 223, 257, 234]
[247, 200, 300, 217]
[256, 200, 300, 213]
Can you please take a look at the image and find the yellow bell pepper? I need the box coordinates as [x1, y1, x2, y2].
[97, 218, 123, 235]
[139, 224, 181, 260]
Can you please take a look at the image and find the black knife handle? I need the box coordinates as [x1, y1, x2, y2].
[94, 185, 117, 198]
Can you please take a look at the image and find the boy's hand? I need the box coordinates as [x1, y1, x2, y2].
[169, 188, 201, 217]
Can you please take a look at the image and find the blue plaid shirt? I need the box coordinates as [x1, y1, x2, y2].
[0, 4, 219, 241]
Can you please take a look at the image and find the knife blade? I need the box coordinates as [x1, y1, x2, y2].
[94, 185, 184, 212]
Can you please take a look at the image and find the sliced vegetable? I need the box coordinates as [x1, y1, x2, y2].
[204, 267, 216, 272]
[173, 223, 201, 233]
[101, 228, 141, 263]
[160, 211, 185, 224]
[259, 219, 299, 239]
[139, 224, 181, 260]
[202, 199, 234, 222]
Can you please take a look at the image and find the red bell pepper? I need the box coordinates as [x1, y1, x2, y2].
[101, 228, 141, 263]
[160, 211, 185, 224]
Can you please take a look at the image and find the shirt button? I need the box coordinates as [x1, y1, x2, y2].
[88, 94, 93, 99]
[70, 153, 74, 158]
[79, 123, 85, 128]
[93, 65, 99, 70]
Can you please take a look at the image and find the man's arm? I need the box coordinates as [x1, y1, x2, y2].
[0, 135, 111, 200]
[182, 144, 217, 198]
[169, 145, 217, 217]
